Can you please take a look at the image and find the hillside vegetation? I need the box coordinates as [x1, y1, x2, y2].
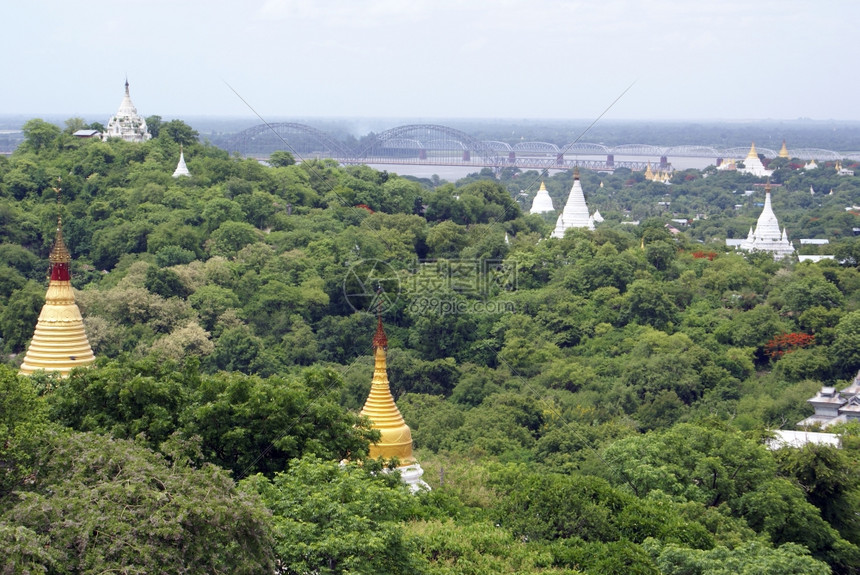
[2, 119, 860, 573]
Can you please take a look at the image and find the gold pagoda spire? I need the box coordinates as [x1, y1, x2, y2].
[645, 162, 654, 180]
[747, 142, 758, 160]
[19, 180, 95, 377]
[779, 140, 789, 158]
[359, 312, 415, 465]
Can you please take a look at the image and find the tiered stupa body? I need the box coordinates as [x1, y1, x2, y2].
[551, 168, 595, 237]
[529, 181, 555, 214]
[359, 317, 427, 490]
[779, 140, 790, 159]
[172, 146, 191, 177]
[19, 213, 95, 376]
[102, 79, 151, 142]
[737, 184, 795, 260]
[738, 142, 772, 177]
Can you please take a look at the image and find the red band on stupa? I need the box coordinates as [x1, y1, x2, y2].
[51, 262, 70, 282]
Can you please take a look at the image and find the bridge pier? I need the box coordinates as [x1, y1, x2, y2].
[607, 154, 614, 168]
[462, 150, 470, 162]
[556, 153, 564, 166]
[660, 155, 669, 169]
[509, 151, 516, 164]
[419, 149, 427, 160]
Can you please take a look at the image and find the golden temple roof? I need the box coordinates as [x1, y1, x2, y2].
[359, 316, 415, 465]
[779, 140, 789, 158]
[20, 185, 95, 377]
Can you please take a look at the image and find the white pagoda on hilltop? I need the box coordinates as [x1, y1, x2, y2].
[730, 183, 794, 260]
[738, 142, 772, 177]
[103, 79, 151, 143]
[172, 146, 191, 177]
[530, 181, 555, 214]
[551, 168, 596, 237]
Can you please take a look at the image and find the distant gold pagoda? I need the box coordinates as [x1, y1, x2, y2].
[779, 140, 790, 159]
[19, 188, 95, 376]
[359, 315, 427, 490]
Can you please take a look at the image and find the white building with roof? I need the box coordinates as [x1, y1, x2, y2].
[103, 79, 151, 143]
[798, 372, 860, 429]
[767, 430, 841, 450]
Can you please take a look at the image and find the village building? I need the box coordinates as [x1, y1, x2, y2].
[798, 371, 860, 429]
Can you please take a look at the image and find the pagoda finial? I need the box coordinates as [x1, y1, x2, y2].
[50, 178, 71, 268]
[372, 290, 388, 350]
[124, 76, 130, 96]
[573, 166, 580, 180]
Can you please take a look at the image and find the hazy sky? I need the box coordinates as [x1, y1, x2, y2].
[4, 0, 859, 122]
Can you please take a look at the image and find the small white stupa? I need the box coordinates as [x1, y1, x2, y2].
[738, 142, 772, 177]
[551, 168, 596, 237]
[530, 181, 555, 214]
[732, 183, 795, 260]
[103, 79, 151, 143]
[172, 145, 191, 178]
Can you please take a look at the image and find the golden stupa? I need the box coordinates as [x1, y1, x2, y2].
[779, 140, 789, 159]
[19, 185, 95, 376]
[746, 142, 759, 160]
[359, 316, 415, 465]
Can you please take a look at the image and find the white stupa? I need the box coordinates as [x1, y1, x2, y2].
[530, 181, 555, 214]
[738, 142, 772, 177]
[551, 168, 595, 237]
[103, 79, 151, 143]
[172, 145, 191, 178]
[733, 183, 795, 260]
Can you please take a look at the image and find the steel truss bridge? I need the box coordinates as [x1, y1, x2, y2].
[226, 123, 860, 173]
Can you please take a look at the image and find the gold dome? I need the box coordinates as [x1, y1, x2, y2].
[19, 197, 95, 377]
[359, 317, 415, 465]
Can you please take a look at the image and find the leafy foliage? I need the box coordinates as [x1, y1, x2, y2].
[3, 122, 860, 572]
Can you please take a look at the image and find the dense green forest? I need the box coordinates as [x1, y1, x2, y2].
[2, 118, 860, 573]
